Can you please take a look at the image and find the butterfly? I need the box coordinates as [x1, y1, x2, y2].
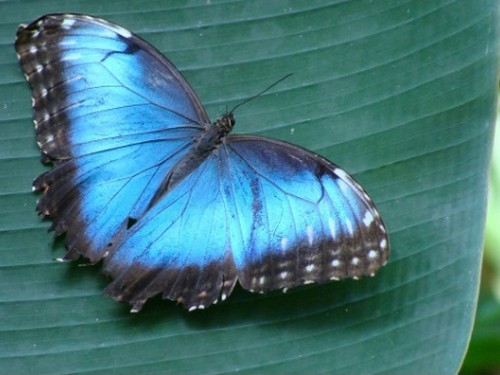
[15, 14, 389, 312]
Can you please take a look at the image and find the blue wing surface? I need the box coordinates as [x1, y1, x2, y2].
[102, 136, 388, 310]
[223, 136, 389, 293]
[103, 153, 237, 311]
[15, 14, 209, 262]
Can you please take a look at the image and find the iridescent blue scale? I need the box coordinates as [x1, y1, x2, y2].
[15, 14, 389, 312]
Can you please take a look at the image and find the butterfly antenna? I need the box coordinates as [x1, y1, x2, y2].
[229, 73, 293, 114]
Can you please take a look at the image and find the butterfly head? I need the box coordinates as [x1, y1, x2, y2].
[215, 112, 236, 135]
[214, 74, 292, 139]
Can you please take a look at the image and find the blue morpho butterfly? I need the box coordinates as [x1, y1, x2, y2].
[15, 14, 389, 312]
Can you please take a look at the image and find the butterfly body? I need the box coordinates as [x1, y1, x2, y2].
[15, 14, 389, 311]
[155, 113, 235, 202]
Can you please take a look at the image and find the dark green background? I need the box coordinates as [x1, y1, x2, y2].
[0, 1, 498, 374]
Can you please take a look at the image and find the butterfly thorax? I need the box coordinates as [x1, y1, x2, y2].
[197, 112, 234, 148]
[148, 113, 235, 208]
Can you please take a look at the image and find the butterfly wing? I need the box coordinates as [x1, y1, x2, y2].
[103, 153, 238, 312]
[223, 136, 389, 293]
[103, 135, 389, 311]
[15, 14, 209, 262]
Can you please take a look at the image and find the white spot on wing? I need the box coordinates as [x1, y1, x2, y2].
[345, 218, 353, 235]
[280, 271, 288, 279]
[306, 225, 314, 246]
[331, 259, 340, 267]
[62, 39, 77, 47]
[259, 276, 265, 285]
[64, 52, 82, 61]
[368, 250, 378, 259]
[333, 167, 349, 181]
[363, 211, 374, 227]
[306, 264, 314, 273]
[61, 19, 76, 28]
[351, 257, 360, 265]
[380, 238, 387, 248]
[280, 237, 288, 251]
[112, 25, 133, 38]
[45, 134, 54, 143]
[328, 217, 336, 238]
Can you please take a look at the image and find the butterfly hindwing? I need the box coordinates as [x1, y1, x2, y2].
[15, 14, 208, 262]
[103, 153, 237, 311]
[102, 136, 388, 310]
[223, 136, 389, 293]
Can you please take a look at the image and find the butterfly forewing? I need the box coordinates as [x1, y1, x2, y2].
[15, 14, 209, 262]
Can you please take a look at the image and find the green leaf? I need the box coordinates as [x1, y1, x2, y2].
[1, 1, 498, 374]
[460, 294, 500, 374]
[463, 98, 500, 375]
